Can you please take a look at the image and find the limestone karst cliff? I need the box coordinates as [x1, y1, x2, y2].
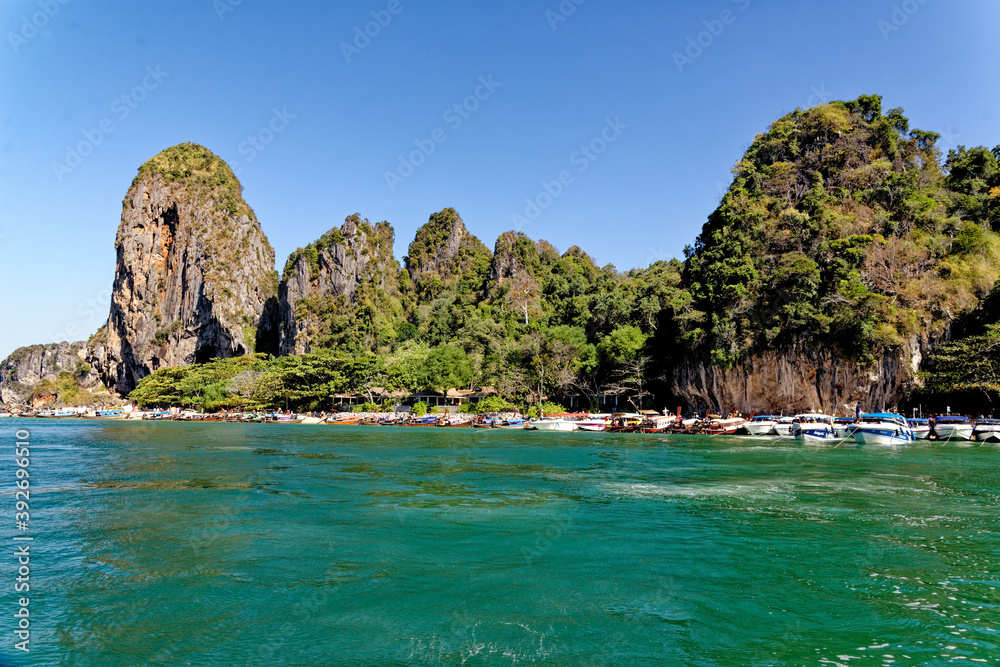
[0, 341, 112, 407]
[404, 208, 492, 299]
[93, 143, 279, 395]
[670, 338, 928, 414]
[279, 214, 400, 355]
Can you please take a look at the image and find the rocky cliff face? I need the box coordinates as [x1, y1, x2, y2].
[489, 230, 526, 285]
[0, 341, 108, 407]
[405, 208, 492, 297]
[671, 338, 928, 414]
[95, 143, 279, 395]
[279, 215, 398, 355]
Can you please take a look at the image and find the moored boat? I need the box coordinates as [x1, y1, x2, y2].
[972, 418, 1000, 442]
[531, 418, 578, 432]
[436, 417, 472, 427]
[576, 414, 612, 432]
[906, 418, 932, 440]
[638, 414, 676, 433]
[773, 416, 796, 436]
[703, 416, 745, 435]
[792, 413, 837, 442]
[405, 416, 440, 426]
[743, 415, 779, 436]
[833, 417, 857, 439]
[932, 415, 973, 441]
[852, 413, 915, 446]
[493, 418, 527, 430]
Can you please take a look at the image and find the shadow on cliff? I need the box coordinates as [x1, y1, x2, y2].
[255, 295, 281, 356]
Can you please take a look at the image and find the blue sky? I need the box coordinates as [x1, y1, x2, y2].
[1, 0, 999, 360]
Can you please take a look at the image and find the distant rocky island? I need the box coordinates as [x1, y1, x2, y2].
[4, 95, 1000, 415]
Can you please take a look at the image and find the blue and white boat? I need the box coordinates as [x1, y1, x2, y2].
[792, 413, 837, 441]
[852, 413, 915, 445]
[972, 418, 1000, 442]
[932, 415, 974, 441]
[906, 418, 932, 440]
[834, 417, 857, 439]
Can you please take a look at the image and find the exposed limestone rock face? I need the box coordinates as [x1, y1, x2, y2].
[671, 338, 928, 414]
[489, 230, 526, 285]
[0, 342, 105, 407]
[279, 215, 399, 355]
[404, 208, 492, 297]
[95, 143, 279, 395]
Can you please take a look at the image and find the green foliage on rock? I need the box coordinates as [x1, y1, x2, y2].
[683, 94, 1000, 366]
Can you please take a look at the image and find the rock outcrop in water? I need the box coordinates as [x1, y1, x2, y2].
[93, 143, 279, 395]
[279, 214, 399, 355]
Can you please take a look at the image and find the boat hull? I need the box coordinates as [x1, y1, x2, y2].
[852, 426, 913, 446]
[794, 427, 837, 442]
[933, 425, 974, 441]
[973, 427, 1000, 442]
[533, 420, 578, 432]
[744, 423, 777, 436]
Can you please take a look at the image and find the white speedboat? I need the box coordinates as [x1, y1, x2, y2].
[932, 415, 973, 441]
[906, 418, 932, 440]
[792, 413, 837, 441]
[773, 416, 796, 436]
[833, 418, 857, 439]
[0, 412, 14, 418]
[972, 418, 1000, 442]
[743, 415, 779, 435]
[576, 414, 611, 432]
[852, 413, 915, 446]
[532, 418, 578, 432]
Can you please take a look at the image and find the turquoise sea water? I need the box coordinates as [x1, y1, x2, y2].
[3, 421, 1000, 666]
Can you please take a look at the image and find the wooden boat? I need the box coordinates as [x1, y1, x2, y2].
[325, 418, 361, 425]
[36, 409, 79, 418]
[436, 419, 472, 427]
[638, 415, 676, 433]
[405, 417, 439, 426]
[493, 419, 527, 430]
[472, 419, 497, 429]
[606, 413, 643, 433]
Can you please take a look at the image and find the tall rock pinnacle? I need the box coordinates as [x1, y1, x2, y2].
[95, 143, 279, 395]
